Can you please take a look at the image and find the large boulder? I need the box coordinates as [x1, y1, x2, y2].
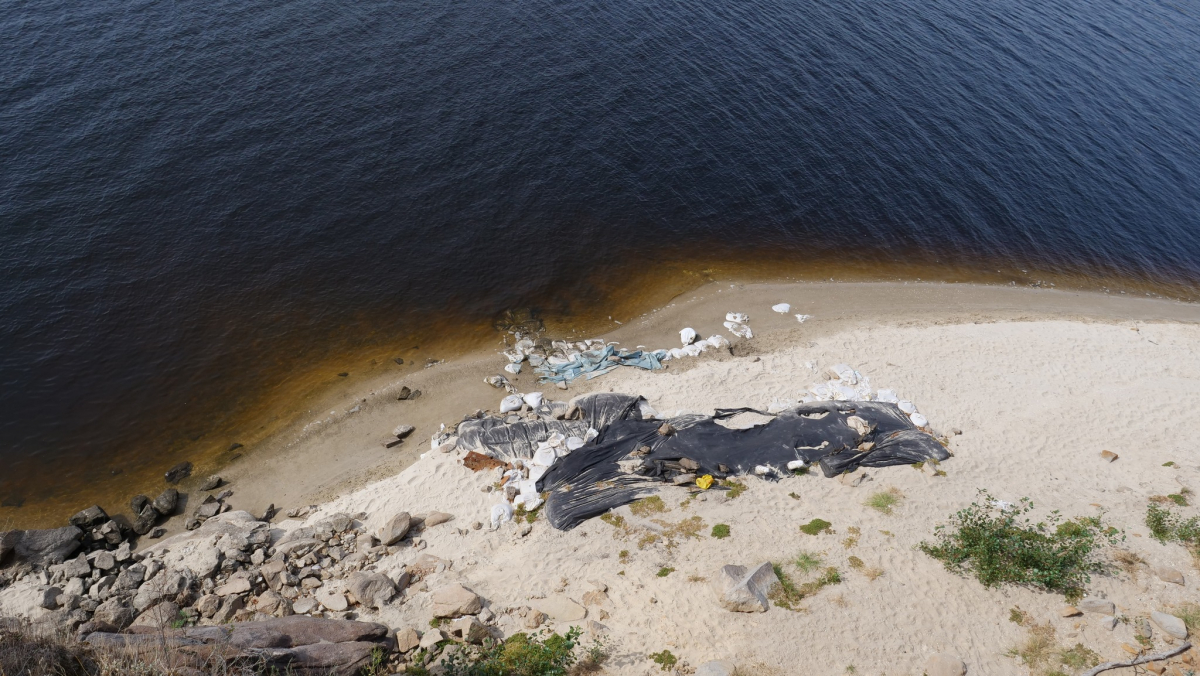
[711, 562, 778, 613]
[228, 615, 388, 647]
[50, 553, 91, 579]
[92, 597, 136, 632]
[431, 584, 482, 618]
[69, 506, 109, 530]
[379, 512, 411, 546]
[152, 488, 179, 516]
[1151, 611, 1188, 639]
[262, 641, 381, 676]
[132, 505, 159, 535]
[345, 571, 396, 610]
[4, 527, 82, 567]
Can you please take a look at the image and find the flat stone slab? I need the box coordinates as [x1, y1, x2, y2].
[532, 595, 587, 621]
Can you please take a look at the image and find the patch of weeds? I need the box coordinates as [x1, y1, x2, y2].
[1007, 621, 1057, 675]
[722, 479, 747, 499]
[1111, 550, 1144, 578]
[1058, 644, 1101, 672]
[864, 487, 904, 515]
[794, 550, 823, 574]
[1009, 606, 1028, 625]
[842, 526, 860, 549]
[792, 466, 809, 476]
[618, 549, 630, 563]
[630, 496, 668, 517]
[1163, 461, 1176, 467]
[649, 650, 677, 671]
[440, 627, 586, 676]
[879, 530, 894, 537]
[800, 518, 832, 535]
[656, 567, 674, 577]
[662, 516, 705, 542]
[711, 523, 731, 539]
[600, 513, 626, 529]
[847, 555, 883, 581]
[687, 574, 707, 583]
[637, 532, 660, 549]
[844, 666, 856, 674]
[1146, 503, 1200, 550]
[1168, 493, 1189, 507]
[678, 497, 693, 510]
[848, 555, 864, 569]
[920, 490, 1120, 601]
[770, 564, 841, 611]
[910, 462, 926, 471]
[1173, 602, 1200, 631]
[430, 617, 445, 628]
[788, 492, 801, 500]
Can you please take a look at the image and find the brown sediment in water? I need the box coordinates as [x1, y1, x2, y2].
[2, 250, 1197, 529]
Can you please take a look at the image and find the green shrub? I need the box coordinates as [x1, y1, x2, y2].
[800, 518, 832, 535]
[649, 650, 677, 671]
[722, 480, 747, 499]
[864, 488, 904, 515]
[657, 567, 674, 577]
[1146, 503, 1200, 546]
[794, 550, 823, 574]
[441, 627, 586, 676]
[769, 563, 841, 611]
[711, 524, 730, 539]
[919, 490, 1119, 601]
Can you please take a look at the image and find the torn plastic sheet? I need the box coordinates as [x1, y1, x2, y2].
[456, 393, 949, 531]
[534, 344, 667, 384]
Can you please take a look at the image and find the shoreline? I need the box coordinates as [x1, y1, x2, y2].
[3, 279, 1199, 532]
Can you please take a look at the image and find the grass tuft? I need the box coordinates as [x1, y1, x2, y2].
[800, 518, 832, 535]
[656, 567, 674, 577]
[649, 650, 677, 671]
[711, 524, 730, 539]
[722, 480, 748, 499]
[630, 496, 668, 517]
[794, 551, 823, 574]
[864, 488, 904, 515]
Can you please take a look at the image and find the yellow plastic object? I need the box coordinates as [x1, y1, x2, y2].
[696, 474, 714, 490]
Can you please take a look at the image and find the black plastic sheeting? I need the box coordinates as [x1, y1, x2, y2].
[458, 393, 950, 531]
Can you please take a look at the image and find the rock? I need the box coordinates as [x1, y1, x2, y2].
[658, 423, 675, 436]
[449, 616, 488, 644]
[839, 469, 868, 487]
[1155, 567, 1185, 585]
[63, 577, 86, 597]
[1078, 598, 1115, 615]
[393, 425, 415, 439]
[923, 653, 967, 676]
[1100, 450, 1119, 463]
[95, 520, 123, 546]
[672, 473, 696, 486]
[1061, 606, 1082, 617]
[581, 590, 608, 606]
[431, 584, 482, 618]
[380, 513, 411, 546]
[695, 661, 737, 676]
[711, 562, 779, 613]
[472, 521, 483, 530]
[679, 457, 700, 471]
[292, 597, 318, 615]
[88, 552, 116, 574]
[420, 628, 446, 650]
[180, 545, 222, 579]
[130, 495, 150, 514]
[523, 609, 547, 629]
[396, 627, 420, 652]
[7, 526, 82, 566]
[40, 586, 62, 609]
[114, 564, 146, 591]
[130, 601, 180, 629]
[251, 591, 293, 617]
[216, 577, 253, 597]
[212, 595, 245, 623]
[424, 512, 453, 528]
[92, 597, 136, 631]
[113, 542, 131, 562]
[262, 640, 382, 676]
[197, 498, 222, 519]
[51, 553, 91, 578]
[316, 587, 349, 612]
[70, 506, 109, 530]
[396, 386, 412, 400]
[199, 476, 222, 491]
[1098, 615, 1118, 631]
[165, 461, 193, 484]
[532, 595, 586, 622]
[345, 572, 396, 610]
[1151, 611, 1188, 639]
[152, 488, 179, 515]
[149, 528, 165, 539]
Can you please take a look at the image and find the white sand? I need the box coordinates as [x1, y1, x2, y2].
[290, 317, 1200, 675]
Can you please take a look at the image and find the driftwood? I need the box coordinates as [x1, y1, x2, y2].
[1081, 641, 1191, 676]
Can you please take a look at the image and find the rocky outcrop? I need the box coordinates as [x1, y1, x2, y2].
[1, 527, 82, 567]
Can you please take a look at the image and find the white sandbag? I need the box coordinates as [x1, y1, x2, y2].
[638, 400, 659, 419]
[772, 303, 791, 313]
[833, 383, 858, 400]
[490, 503, 514, 529]
[546, 431, 565, 447]
[754, 465, 771, 475]
[531, 444, 557, 468]
[723, 321, 753, 339]
[787, 460, 808, 471]
[681, 343, 705, 357]
[795, 314, 812, 323]
[522, 392, 544, 408]
[725, 312, 749, 323]
[875, 389, 899, 403]
[680, 328, 698, 346]
[910, 412, 928, 428]
[706, 334, 730, 349]
[503, 350, 524, 364]
[898, 400, 916, 414]
[500, 394, 524, 413]
[566, 436, 585, 451]
[585, 427, 599, 441]
[504, 363, 521, 375]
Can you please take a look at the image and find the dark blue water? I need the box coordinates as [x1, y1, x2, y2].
[2, 0, 1199, 522]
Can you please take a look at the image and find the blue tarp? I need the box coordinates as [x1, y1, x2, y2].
[535, 344, 667, 384]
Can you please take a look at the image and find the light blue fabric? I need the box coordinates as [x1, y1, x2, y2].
[535, 344, 667, 383]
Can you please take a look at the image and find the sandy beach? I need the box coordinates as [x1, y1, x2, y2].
[4, 280, 1200, 675]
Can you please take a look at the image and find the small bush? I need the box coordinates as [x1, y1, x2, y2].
[919, 490, 1119, 600]
[649, 650, 677, 671]
[441, 627, 586, 676]
[711, 524, 731, 539]
[600, 513, 626, 529]
[618, 549, 629, 562]
[630, 496, 668, 517]
[657, 567, 674, 577]
[864, 488, 904, 515]
[770, 564, 841, 611]
[794, 550, 823, 574]
[1146, 503, 1200, 548]
[800, 518, 832, 535]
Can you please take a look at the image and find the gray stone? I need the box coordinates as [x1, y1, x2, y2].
[922, 653, 966, 676]
[130, 601, 180, 629]
[132, 505, 159, 535]
[1151, 611, 1188, 639]
[63, 577, 86, 597]
[316, 587, 349, 612]
[40, 586, 62, 609]
[113, 542, 131, 562]
[251, 590, 293, 617]
[292, 597, 318, 614]
[114, 563, 146, 591]
[1077, 598, 1115, 615]
[261, 640, 382, 676]
[532, 595, 586, 622]
[95, 520, 123, 546]
[419, 628, 446, 650]
[711, 562, 778, 613]
[424, 512, 453, 528]
[395, 626, 420, 652]
[152, 488, 179, 515]
[345, 571, 396, 610]
[695, 661, 737, 676]
[393, 425, 415, 439]
[164, 461, 193, 484]
[211, 595, 244, 623]
[672, 473, 697, 486]
[8, 527, 83, 566]
[92, 551, 116, 571]
[197, 499, 222, 519]
[449, 616, 488, 644]
[195, 595, 221, 618]
[51, 553, 91, 579]
[180, 545, 222, 579]
[92, 597, 136, 631]
[199, 476, 222, 491]
[431, 583, 482, 618]
[1154, 567, 1185, 585]
[216, 576, 252, 597]
[70, 506, 109, 530]
[1098, 615, 1118, 631]
[524, 610, 546, 629]
[379, 512, 411, 546]
[130, 495, 150, 514]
